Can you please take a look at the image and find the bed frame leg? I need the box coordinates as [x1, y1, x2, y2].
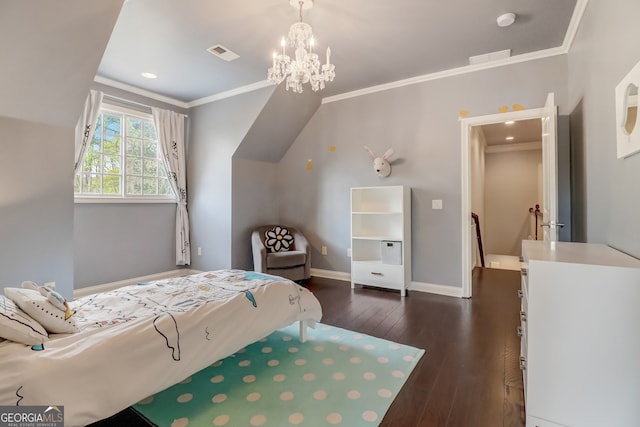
[299, 320, 308, 343]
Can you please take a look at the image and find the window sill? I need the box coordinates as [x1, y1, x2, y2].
[74, 196, 177, 204]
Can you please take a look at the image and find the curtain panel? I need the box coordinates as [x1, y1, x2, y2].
[152, 108, 191, 265]
[74, 90, 103, 173]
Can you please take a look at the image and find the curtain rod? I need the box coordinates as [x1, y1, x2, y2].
[102, 94, 189, 118]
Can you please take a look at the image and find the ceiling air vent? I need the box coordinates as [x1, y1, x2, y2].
[207, 44, 240, 62]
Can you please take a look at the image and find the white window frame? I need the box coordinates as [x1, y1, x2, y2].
[74, 103, 177, 204]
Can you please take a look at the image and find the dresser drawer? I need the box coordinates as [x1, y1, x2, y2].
[351, 262, 404, 289]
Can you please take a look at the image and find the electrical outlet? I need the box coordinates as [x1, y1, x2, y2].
[197, 247, 202, 256]
[347, 248, 352, 257]
[321, 246, 327, 255]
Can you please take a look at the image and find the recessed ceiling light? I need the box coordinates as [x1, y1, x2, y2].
[141, 72, 157, 79]
[506, 136, 515, 141]
[505, 121, 515, 125]
[497, 12, 516, 28]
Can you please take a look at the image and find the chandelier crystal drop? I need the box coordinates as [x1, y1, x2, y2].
[267, 0, 335, 93]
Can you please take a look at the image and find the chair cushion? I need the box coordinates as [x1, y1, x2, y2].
[266, 251, 306, 269]
[264, 226, 294, 252]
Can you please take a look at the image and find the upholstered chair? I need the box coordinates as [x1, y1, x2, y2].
[251, 225, 311, 282]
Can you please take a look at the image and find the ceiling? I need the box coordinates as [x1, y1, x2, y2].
[481, 119, 543, 146]
[97, 0, 579, 104]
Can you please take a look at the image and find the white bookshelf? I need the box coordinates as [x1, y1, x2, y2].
[350, 186, 411, 296]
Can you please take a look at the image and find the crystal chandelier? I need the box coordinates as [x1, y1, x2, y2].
[267, 0, 335, 93]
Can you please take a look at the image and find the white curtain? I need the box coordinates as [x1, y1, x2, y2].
[152, 107, 191, 265]
[74, 90, 103, 173]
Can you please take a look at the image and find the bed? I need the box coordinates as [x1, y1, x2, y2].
[0, 270, 322, 426]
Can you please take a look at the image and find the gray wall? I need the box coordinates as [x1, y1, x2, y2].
[0, 1, 122, 128]
[276, 55, 568, 288]
[0, 118, 75, 299]
[235, 85, 321, 163]
[188, 87, 275, 271]
[557, 116, 572, 242]
[189, 84, 321, 273]
[230, 85, 321, 270]
[567, 0, 640, 257]
[231, 159, 279, 270]
[484, 148, 542, 256]
[0, 1, 122, 299]
[73, 83, 190, 289]
[74, 204, 178, 287]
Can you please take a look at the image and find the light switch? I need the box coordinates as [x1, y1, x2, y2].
[432, 199, 443, 210]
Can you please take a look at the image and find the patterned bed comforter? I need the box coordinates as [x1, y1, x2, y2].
[0, 270, 322, 426]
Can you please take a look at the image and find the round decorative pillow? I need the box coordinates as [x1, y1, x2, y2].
[265, 226, 294, 252]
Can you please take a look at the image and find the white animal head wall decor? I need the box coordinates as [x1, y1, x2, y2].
[364, 146, 395, 177]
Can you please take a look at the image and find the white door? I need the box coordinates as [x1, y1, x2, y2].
[541, 92, 559, 241]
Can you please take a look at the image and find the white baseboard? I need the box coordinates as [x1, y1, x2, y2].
[75, 269, 463, 299]
[310, 268, 463, 298]
[409, 281, 464, 298]
[310, 268, 351, 282]
[73, 269, 198, 299]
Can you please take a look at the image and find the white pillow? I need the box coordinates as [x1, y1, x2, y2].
[0, 295, 48, 345]
[4, 288, 79, 334]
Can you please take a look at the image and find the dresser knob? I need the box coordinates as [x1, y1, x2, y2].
[517, 290, 524, 299]
[517, 326, 524, 337]
[519, 356, 527, 370]
[520, 311, 527, 322]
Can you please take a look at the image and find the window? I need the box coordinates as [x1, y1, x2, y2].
[74, 105, 175, 201]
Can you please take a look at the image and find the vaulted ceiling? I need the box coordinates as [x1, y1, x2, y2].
[97, 0, 580, 104]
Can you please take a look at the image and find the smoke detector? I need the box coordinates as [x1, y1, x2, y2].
[497, 13, 516, 28]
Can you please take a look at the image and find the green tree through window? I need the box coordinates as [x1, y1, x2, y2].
[74, 105, 174, 200]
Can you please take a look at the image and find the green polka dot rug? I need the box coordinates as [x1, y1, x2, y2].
[134, 322, 425, 427]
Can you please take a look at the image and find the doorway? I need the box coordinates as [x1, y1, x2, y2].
[460, 93, 558, 298]
[472, 119, 543, 272]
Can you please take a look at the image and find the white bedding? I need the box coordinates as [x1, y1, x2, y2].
[0, 270, 322, 426]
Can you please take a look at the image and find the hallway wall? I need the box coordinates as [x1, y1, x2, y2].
[484, 147, 542, 256]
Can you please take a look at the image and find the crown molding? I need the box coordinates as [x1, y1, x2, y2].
[322, 0, 589, 105]
[562, 0, 589, 52]
[93, 75, 189, 109]
[187, 80, 275, 107]
[321, 47, 566, 104]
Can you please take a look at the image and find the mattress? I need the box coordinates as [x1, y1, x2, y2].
[0, 270, 322, 426]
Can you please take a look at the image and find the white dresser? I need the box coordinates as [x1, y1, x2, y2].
[520, 240, 640, 427]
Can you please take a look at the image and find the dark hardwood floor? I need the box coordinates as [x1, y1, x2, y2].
[91, 267, 525, 427]
[307, 267, 526, 427]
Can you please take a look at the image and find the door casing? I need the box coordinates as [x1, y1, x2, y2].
[460, 96, 557, 298]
